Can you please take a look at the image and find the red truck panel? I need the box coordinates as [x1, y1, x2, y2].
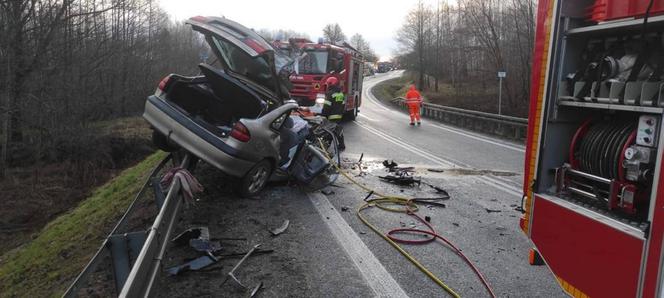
[641, 151, 664, 297]
[531, 194, 644, 297]
[590, 0, 664, 22]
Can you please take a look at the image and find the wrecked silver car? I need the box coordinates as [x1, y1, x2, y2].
[143, 16, 339, 196]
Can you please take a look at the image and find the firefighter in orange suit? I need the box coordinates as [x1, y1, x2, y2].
[405, 85, 422, 126]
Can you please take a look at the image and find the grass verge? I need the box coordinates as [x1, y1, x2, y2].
[371, 75, 412, 102]
[0, 151, 167, 297]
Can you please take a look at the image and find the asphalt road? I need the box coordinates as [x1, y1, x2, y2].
[155, 71, 565, 297]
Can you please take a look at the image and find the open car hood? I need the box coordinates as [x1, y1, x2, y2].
[186, 16, 292, 101]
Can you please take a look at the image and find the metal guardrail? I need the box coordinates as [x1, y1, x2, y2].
[64, 153, 192, 297]
[394, 97, 528, 140]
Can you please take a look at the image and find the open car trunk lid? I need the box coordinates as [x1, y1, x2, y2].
[186, 16, 292, 104]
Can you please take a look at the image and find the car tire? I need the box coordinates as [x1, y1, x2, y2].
[238, 159, 273, 197]
[152, 130, 179, 152]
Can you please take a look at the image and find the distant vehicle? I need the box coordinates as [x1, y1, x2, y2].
[278, 39, 364, 120]
[143, 16, 337, 196]
[376, 62, 393, 73]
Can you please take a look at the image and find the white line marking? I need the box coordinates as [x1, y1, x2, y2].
[363, 74, 526, 153]
[358, 113, 379, 122]
[355, 121, 522, 196]
[307, 192, 409, 298]
[428, 123, 526, 153]
[357, 121, 457, 167]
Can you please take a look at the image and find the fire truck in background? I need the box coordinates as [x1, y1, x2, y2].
[522, 0, 664, 297]
[274, 38, 364, 120]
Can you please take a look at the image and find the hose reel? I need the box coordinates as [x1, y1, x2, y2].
[558, 119, 649, 214]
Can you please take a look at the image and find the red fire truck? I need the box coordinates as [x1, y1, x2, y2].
[522, 0, 664, 296]
[275, 39, 364, 120]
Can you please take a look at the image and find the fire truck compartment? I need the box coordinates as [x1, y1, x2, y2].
[533, 0, 664, 229]
[525, 0, 664, 296]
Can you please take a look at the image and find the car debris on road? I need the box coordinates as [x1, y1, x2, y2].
[378, 172, 421, 186]
[269, 220, 290, 236]
[171, 227, 221, 252]
[223, 244, 263, 291]
[166, 253, 219, 276]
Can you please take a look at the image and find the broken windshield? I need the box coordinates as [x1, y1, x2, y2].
[298, 50, 328, 74]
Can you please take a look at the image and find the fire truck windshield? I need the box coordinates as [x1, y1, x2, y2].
[298, 50, 328, 74]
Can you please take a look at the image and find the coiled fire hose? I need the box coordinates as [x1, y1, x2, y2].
[317, 138, 497, 298]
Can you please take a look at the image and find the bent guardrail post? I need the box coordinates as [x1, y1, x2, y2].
[392, 97, 528, 141]
[118, 153, 191, 297]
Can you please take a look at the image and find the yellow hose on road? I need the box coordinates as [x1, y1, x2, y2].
[317, 138, 462, 297]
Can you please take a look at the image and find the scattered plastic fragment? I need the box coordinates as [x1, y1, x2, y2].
[172, 227, 221, 253]
[166, 253, 218, 276]
[190, 238, 222, 252]
[341, 206, 350, 212]
[269, 220, 290, 236]
[412, 197, 447, 208]
[382, 160, 398, 169]
[378, 173, 421, 186]
[250, 281, 264, 297]
[172, 227, 209, 246]
[427, 168, 445, 173]
[485, 208, 502, 213]
[224, 244, 262, 288]
[321, 189, 335, 195]
[425, 216, 431, 223]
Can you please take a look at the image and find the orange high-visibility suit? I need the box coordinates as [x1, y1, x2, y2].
[405, 85, 422, 125]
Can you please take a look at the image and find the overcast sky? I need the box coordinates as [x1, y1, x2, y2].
[158, 0, 451, 61]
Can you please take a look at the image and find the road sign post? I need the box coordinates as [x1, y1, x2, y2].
[497, 71, 506, 115]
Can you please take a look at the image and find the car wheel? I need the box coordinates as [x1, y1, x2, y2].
[152, 130, 179, 152]
[238, 159, 273, 197]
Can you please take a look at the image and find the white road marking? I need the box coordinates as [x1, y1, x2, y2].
[356, 121, 457, 168]
[362, 73, 526, 153]
[358, 113, 379, 122]
[307, 192, 410, 298]
[355, 121, 523, 197]
[428, 123, 526, 153]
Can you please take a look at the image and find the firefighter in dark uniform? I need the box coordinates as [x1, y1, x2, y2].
[321, 76, 346, 150]
[322, 76, 345, 121]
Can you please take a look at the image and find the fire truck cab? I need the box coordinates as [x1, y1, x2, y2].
[285, 40, 364, 120]
[523, 0, 664, 297]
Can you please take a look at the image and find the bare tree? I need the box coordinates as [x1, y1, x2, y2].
[350, 33, 378, 62]
[394, 0, 535, 115]
[0, 0, 206, 179]
[396, 0, 432, 89]
[322, 23, 346, 44]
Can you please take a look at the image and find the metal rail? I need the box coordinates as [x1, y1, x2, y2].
[63, 153, 192, 297]
[393, 97, 528, 140]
